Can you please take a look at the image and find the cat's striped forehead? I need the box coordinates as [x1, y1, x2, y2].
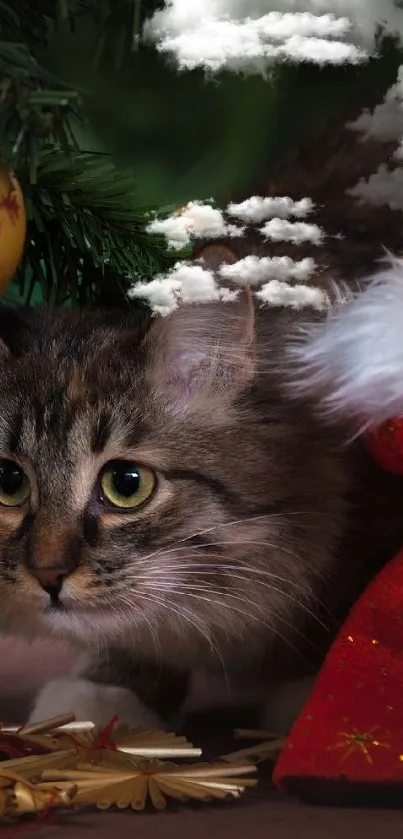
[0, 355, 147, 475]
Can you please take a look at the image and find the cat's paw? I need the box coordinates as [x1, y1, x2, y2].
[262, 676, 316, 735]
[28, 677, 165, 730]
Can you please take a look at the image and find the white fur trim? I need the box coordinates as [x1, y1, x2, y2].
[291, 258, 403, 425]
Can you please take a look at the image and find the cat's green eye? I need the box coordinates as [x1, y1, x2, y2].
[99, 461, 156, 510]
[0, 459, 30, 507]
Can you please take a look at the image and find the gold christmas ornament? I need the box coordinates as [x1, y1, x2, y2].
[0, 163, 27, 292]
[0, 714, 259, 823]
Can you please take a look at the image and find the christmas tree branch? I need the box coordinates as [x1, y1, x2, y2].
[0, 38, 81, 178]
[0, 0, 171, 307]
[17, 149, 174, 306]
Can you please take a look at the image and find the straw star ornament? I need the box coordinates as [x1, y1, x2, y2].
[0, 714, 259, 822]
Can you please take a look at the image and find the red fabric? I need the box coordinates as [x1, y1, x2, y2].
[366, 418, 403, 475]
[273, 546, 403, 792]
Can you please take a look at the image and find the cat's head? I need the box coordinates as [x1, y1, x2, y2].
[0, 301, 348, 664]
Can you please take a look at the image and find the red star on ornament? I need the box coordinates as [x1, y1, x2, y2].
[0, 190, 20, 224]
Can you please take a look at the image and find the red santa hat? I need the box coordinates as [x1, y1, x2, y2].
[273, 258, 403, 805]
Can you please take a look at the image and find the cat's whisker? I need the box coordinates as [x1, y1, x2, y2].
[107, 590, 170, 655]
[162, 538, 307, 568]
[163, 589, 311, 663]
[125, 571, 330, 627]
[169, 570, 325, 632]
[132, 511, 321, 568]
[120, 556, 333, 623]
[123, 540, 304, 576]
[179, 610, 230, 677]
[116, 589, 227, 670]
[207, 566, 328, 628]
[129, 576, 327, 653]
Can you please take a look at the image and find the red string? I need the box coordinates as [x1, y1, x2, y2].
[1, 716, 120, 835]
[55, 715, 119, 754]
[0, 743, 27, 760]
[2, 789, 60, 838]
[92, 715, 119, 751]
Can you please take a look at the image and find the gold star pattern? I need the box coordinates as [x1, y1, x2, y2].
[328, 727, 391, 764]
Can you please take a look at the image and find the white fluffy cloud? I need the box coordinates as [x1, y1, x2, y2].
[128, 254, 324, 315]
[138, 198, 326, 315]
[347, 66, 403, 143]
[219, 255, 316, 284]
[144, 0, 403, 74]
[146, 197, 321, 251]
[347, 64, 403, 210]
[260, 218, 324, 244]
[146, 201, 243, 250]
[347, 164, 403, 211]
[255, 279, 329, 309]
[128, 262, 239, 315]
[226, 196, 314, 223]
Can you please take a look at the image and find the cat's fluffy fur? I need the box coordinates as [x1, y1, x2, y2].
[0, 299, 401, 732]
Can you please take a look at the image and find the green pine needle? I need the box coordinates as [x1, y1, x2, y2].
[16, 148, 175, 306]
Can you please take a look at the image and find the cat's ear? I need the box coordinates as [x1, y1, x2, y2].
[144, 291, 256, 419]
[193, 243, 237, 272]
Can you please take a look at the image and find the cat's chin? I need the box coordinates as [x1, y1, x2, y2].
[39, 598, 136, 641]
[39, 591, 163, 636]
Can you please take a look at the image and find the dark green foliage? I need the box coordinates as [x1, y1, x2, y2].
[0, 0, 171, 307]
[2, 2, 402, 309]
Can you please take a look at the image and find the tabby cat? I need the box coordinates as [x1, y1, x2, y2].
[0, 299, 401, 732]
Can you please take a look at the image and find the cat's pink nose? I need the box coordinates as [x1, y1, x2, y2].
[29, 567, 68, 598]
[27, 519, 77, 599]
